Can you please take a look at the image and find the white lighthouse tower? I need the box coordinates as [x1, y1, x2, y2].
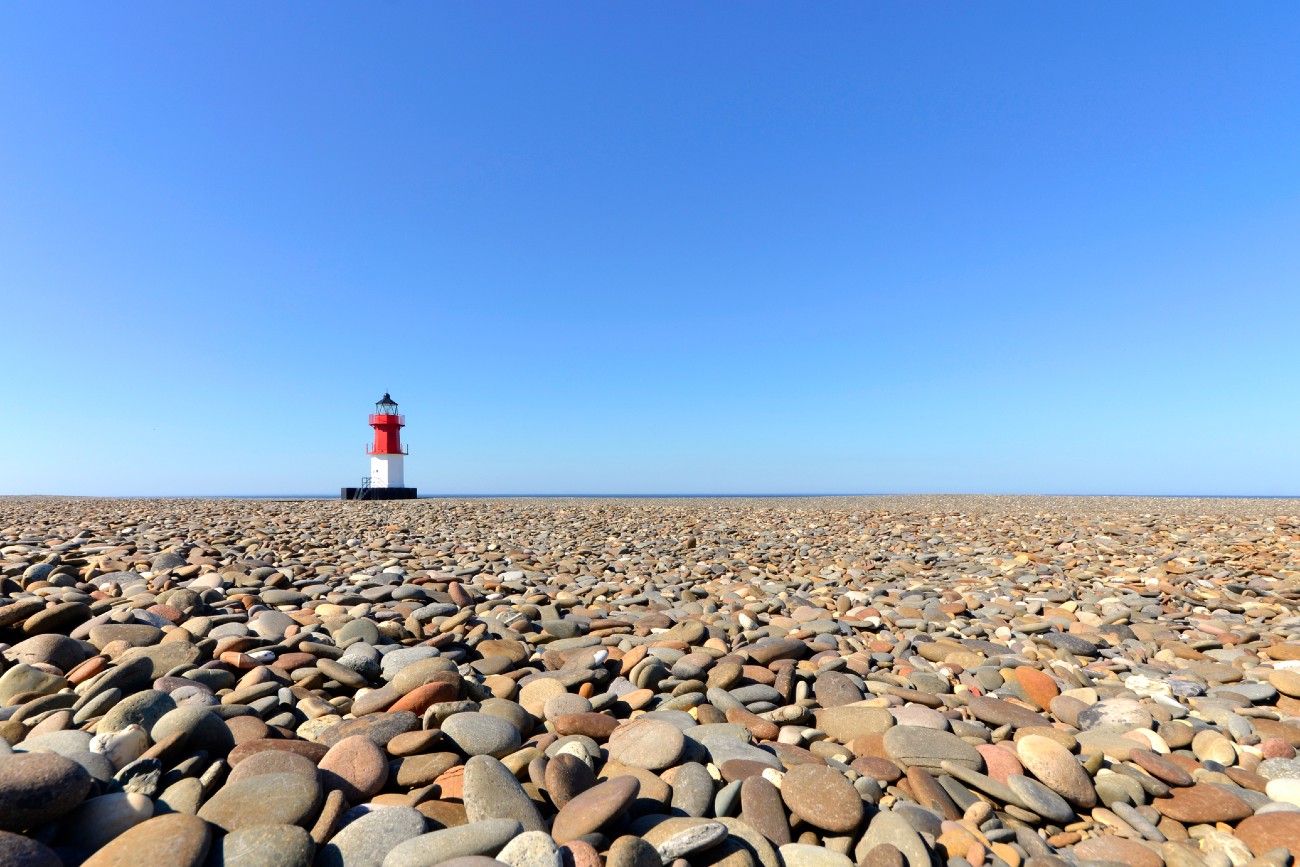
[342, 393, 418, 500]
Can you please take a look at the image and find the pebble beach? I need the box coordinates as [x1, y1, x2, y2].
[2, 495, 1299, 867]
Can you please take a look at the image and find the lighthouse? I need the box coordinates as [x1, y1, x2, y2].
[341, 393, 418, 500]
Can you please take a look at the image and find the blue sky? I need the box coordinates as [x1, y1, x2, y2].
[2, 4, 1298, 496]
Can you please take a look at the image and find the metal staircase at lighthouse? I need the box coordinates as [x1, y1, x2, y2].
[352, 476, 372, 501]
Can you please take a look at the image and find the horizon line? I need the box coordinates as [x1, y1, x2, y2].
[4, 492, 1300, 500]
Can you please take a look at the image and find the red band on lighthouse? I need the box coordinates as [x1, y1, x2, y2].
[367, 413, 407, 455]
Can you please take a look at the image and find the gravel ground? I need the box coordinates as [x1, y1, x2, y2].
[1, 495, 1298, 866]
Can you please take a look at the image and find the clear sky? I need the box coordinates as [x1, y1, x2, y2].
[2, 4, 1298, 497]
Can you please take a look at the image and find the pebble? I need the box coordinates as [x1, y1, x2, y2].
[149, 707, 234, 756]
[197, 772, 322, 832]
[653, 820, 727, 860]
[384, 818, 523, 867]
[79, 813, 210, 867]
[315, 806, 427, 867]
[883, 725, 983, 773]
[318, 734, 389, 803]
[463, 754, 546, 831]
[854, 809, 930, 867]
[442, 712, 522, 758]
[56, 792, 154, 859]
[779, 764, 864, 832]
[226, 748, 319, 786]
[1014, 666, 1060, 710]
[551, 775, 640, 844]
[606, 718, 685, 770]
[815, 706, 894, 742]
[1078, 698, 1155, 733]
[780, 843, 855, 867]
[668, 761, 713, 818]
[544, 752, 598, 808]
[1015, 734, 1098, 809]
[1235, 810, 1300, 855]
[606, 836, 661, 867]
[1006, 773, 1075, 823]
[1154, 782, 1256, 824]
[206, 823, 315, 867]
[498, 830, 564, 867]
[0, 830, 61, 867]
[1072, 836, 1163, 867]
[0, 751, 93, 830]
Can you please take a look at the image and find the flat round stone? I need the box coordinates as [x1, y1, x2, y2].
[606, 835, 661, 867]
[779, 843, 854, 867]
[318, 658, 370, 688]
[701, 735, 782, 770]
[1013, 667, 1060, 711]
[1154, 783, 1255, 824]
[1015, 734, 1097, 809]
[854, 809, 931, 867]
[976, 743, 1023, 784]
[1129, 748, 1194, 787]
[1006, 774, 1074, 823]
[1236, 811, 1300, 856]
[882, 726, 982, 774]
[315, 806, 427, 867]
[740, 775, 790, 846]
[551, 775, 640, 844]
[653, 820, 727, 861]
[497, 830, 562, 867]
[1070, 837, 1162, 867]
[780, 764, 864, 833]
[207, 824, 314, 867]
[555, 713, 619, 741]
[1038, 633, 1099, 657]
[0, 830, 62, 867]
[852, 756, 903, 784]
[1258, 757, 1300, 780]
[7, 634, 88, 672]
[0, 752, 93, 831]
[607, 719, 685, 770]
[383, 819, 523, 867]
[668, 762, 714, 819]
[229, 739, 329, 766]
[441, 712, 522, 758]
[395, 753, 460, 788]
[319, 711, 419, 749]
[1076, 699, 1154, 733]
[858, 842, 904, 867]
[80, 813, 211, 867]
[56, 792, 154, 857]
[463, 755, 545, 831]
[149, 707, 235, 756]
[966, 695, 1048, 729]
[544, 753, 596, 808]
[391, 657, 458, 695]
[1269, 669, 1300, 699]
[95, 689, 178, 735]
[518, 679, 568, 717]
[812, 671, 864, 707]
[198, 772, 322, 832]
[389, 681, 458, 715]
[227, 749, 320, 786]
[318, 734, 389, 803]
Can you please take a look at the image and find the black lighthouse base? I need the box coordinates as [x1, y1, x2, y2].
[341, 487, 418, 500]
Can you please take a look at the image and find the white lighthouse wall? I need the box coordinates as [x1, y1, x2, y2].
[370, 455, 405, 488]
